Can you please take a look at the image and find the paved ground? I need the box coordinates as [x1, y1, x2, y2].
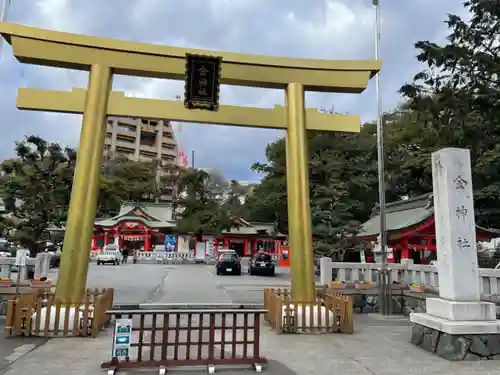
[48, 262, 171, 304]
[156, 261, 291, 304]
[0, 318, 47, 374]
[3, 262, 500, 374]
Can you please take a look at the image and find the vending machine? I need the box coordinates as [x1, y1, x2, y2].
[279, 246, 290, 267]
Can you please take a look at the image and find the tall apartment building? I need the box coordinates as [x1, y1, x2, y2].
[104, 117, 179, 202]
[105, 117, 178, 163]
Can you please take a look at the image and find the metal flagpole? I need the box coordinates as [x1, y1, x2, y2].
[0, 0, 11, 58]
[373, 0, 390, 315]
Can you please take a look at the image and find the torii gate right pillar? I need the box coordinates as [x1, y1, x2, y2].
[286, 83, 315, 301]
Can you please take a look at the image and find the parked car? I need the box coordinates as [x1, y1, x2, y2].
[248, 252, 275, 276]
[217, 249, 237, 257]
[49, 249, 61, 268]
[96, 245, 121, 266]
[216, 251, 241, 275]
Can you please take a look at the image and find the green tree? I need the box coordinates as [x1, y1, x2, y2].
[396, 0, 500, 227]
[246, 138, 288, 232]
[309, 128, 378, 259]
[222, 180, 250, 219]
[246, 127, 379, 259]
[97, 157, 182, 217]
[176, 168, 232, 235]
[0, 216, 11, 238]
[0, 136, 75, 255]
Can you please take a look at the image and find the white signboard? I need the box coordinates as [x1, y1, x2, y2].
[195, 242, 206, 261]
[113, 319, 133, 358]
[15, 250, 28, 267]
[206, 240, 215, 257]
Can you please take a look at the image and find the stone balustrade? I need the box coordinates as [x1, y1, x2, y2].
[90, 250, 197, 264]
[0, 252, 52, 284]
[319, 257, 500, 297]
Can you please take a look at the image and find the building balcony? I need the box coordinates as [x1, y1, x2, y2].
[115, 140, 136, 151]
[162, 138, 177, 147]
[162, 132, 174, 139]
[116, 129, 137, 139]
[141, 124, 157, 134]
[113, 118, 138, 127]
[139, 144, 158, 153]
[161, 148, 177, 157]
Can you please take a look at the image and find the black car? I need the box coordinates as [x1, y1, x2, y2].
[248, 252, 275, 276]
[216, 252, 242, 275]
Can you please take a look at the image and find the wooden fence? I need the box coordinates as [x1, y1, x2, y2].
[101, 307, 267, 372]
[4, 288, 114, 338]
[263, 288, 353, 334]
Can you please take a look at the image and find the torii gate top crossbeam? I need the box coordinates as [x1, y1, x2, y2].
[0, 22, 381, 93]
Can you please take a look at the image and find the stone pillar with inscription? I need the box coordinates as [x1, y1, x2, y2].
[410, 148, 500, 361]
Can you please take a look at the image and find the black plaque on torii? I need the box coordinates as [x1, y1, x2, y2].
[184, 54, 222, 111]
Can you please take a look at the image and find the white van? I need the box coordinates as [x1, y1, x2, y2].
[96, 244, 121, 266]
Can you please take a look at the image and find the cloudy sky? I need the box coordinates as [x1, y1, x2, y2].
[0, 0, 467, 182]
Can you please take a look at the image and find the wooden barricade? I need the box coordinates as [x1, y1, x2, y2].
[102, 307, 267, 372]
[263, 288, 353, 334]
[4, 288, 114, 338]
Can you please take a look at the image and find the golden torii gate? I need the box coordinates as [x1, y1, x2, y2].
[0, 22, 380, 304]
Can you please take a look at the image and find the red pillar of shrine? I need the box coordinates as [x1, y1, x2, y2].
[400, 239, 410, 260]
[274, 240, 281, 254]
[104, 234, 109, 246]
[223, 238, 230, 248]
[92, 235, 97, 250]
[243, 239, 249, 256]
[145, 231, 151, 251]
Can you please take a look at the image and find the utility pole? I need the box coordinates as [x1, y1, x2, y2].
[191, 150, 195, 168]
[373, 0, 391, 315]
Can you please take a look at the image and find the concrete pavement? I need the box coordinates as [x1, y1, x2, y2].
[0, 318, 47, 375]
[155, 262, 291, 304]
[3, 263, 500, 374]
[48, 262, 171, 304]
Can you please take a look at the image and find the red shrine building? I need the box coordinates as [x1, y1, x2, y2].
[356, 194, 500, 264]
[92, 202, 285, 255]
[199, 217, 286, 257]
[93, 202, 176, 251]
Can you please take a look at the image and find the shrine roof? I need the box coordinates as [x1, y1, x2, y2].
[95, 201, 175, 228]
[357, 193, 500, 239]
[358, 194, 434, 238]
[221, 218, 284, 237]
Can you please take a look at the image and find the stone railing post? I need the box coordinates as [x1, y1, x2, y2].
[34, 253, 51, 279]
[319, 257, 332, 285]
[0, 262, 11, 279]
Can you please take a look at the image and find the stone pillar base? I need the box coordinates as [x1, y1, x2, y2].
[410, 313, 500, 361]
